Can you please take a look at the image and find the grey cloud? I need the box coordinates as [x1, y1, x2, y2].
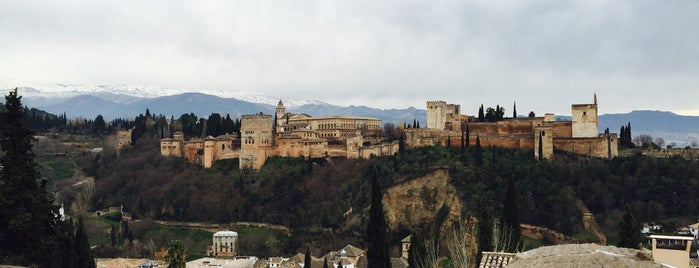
[0, 0, 697, 115]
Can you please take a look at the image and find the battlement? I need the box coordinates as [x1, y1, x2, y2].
[426, 101, 447, 107]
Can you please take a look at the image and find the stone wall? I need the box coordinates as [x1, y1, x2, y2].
[553, 134, 618, 158]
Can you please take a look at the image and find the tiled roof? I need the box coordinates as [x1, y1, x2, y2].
[341, 244, 365, 257]
[479, 252, 516, 268]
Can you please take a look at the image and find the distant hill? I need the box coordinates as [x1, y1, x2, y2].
[598, 111, 699, 147]
[20, 91, 424, 124]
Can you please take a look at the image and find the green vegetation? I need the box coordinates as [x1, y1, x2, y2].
[38, 159, 77, 180]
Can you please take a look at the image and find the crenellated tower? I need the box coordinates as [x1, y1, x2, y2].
[275, 100, 287, 126]
[571, 94, 599, 138]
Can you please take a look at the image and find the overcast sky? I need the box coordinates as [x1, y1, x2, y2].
[1, 0, 698, 116]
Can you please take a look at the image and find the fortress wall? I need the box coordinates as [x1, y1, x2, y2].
[550, 122, 573, 138]
[475, 135, 534, 150]
[553, 135, 616, 159]
[496, 120, 535, 135]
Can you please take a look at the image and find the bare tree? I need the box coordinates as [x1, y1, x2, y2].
[492, 220, 523, 253]
[447, 220, 477, 268]
[634, 134, 654, 148]
[667, 142, 677, 149]
[70, 176, 95, 220]
[413, 240, 438, 268]
[653, 137, 665, 148]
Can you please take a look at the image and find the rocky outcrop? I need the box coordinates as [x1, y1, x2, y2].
[382, 168, 462, 232]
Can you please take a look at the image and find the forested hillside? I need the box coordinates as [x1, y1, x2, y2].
[87, 132, 699, 254]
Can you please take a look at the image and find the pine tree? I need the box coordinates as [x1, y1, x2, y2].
[367, 168, 391, 268]
[165, 240, 188, 268]
[618, 205, 639, 249]
[0, 88, 60, 266]
[499, 177, 521, 253]
[93, 114, 106, 136]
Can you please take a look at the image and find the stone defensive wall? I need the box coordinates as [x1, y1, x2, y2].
[553, 135, 617, 158]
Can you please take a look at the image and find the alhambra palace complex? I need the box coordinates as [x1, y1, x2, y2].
[161, 95, 618, 169]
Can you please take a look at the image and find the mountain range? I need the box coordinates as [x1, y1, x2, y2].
[2, 81, 697, 147]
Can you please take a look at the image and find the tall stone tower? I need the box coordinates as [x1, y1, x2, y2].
[203, 136, 216, 168]
[275, 100, 286, 126]
[426, 101, 447, 130]
[571, 95, 599, 138]
[240, 113, 274, 170]
[534, 125, 553, 160]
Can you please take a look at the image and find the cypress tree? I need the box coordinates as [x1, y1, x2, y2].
[476, 204, 493, 268]
[367, 168, 391, 268]
[513, 102, 517, 118]
[323, 257, 329, 268]
[499, 177, 521, 253]
[478, 104, 485, 122]
[59, 220, 78, 268]
[304, 246, 311, 268]
[111, 225, 117, 247]
[496, 105, 501, 121]
[475, 135, 483, 166]
[75, 218, 97, 268]
[618, 205, 639, 249]
[460, 130, 465, 154]
[447, 136, 451, 148]
[466, 124, 470, 149]
[0, 88, 59, 266]
[626, 122, 633, 147]
[407, 231, 426, 268]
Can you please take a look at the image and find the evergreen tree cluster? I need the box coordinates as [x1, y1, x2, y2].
[619, 122, 634, 148]
[0, 89, 95, 267]
[478, 104, 507, 122]
[617, 205, 639, 249]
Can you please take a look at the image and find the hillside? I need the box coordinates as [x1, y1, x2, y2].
[75, 130, 699, 257]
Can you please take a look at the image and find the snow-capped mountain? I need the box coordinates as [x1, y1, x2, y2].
[0, 79, 327, 108]
[0, 80, 422, 123]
